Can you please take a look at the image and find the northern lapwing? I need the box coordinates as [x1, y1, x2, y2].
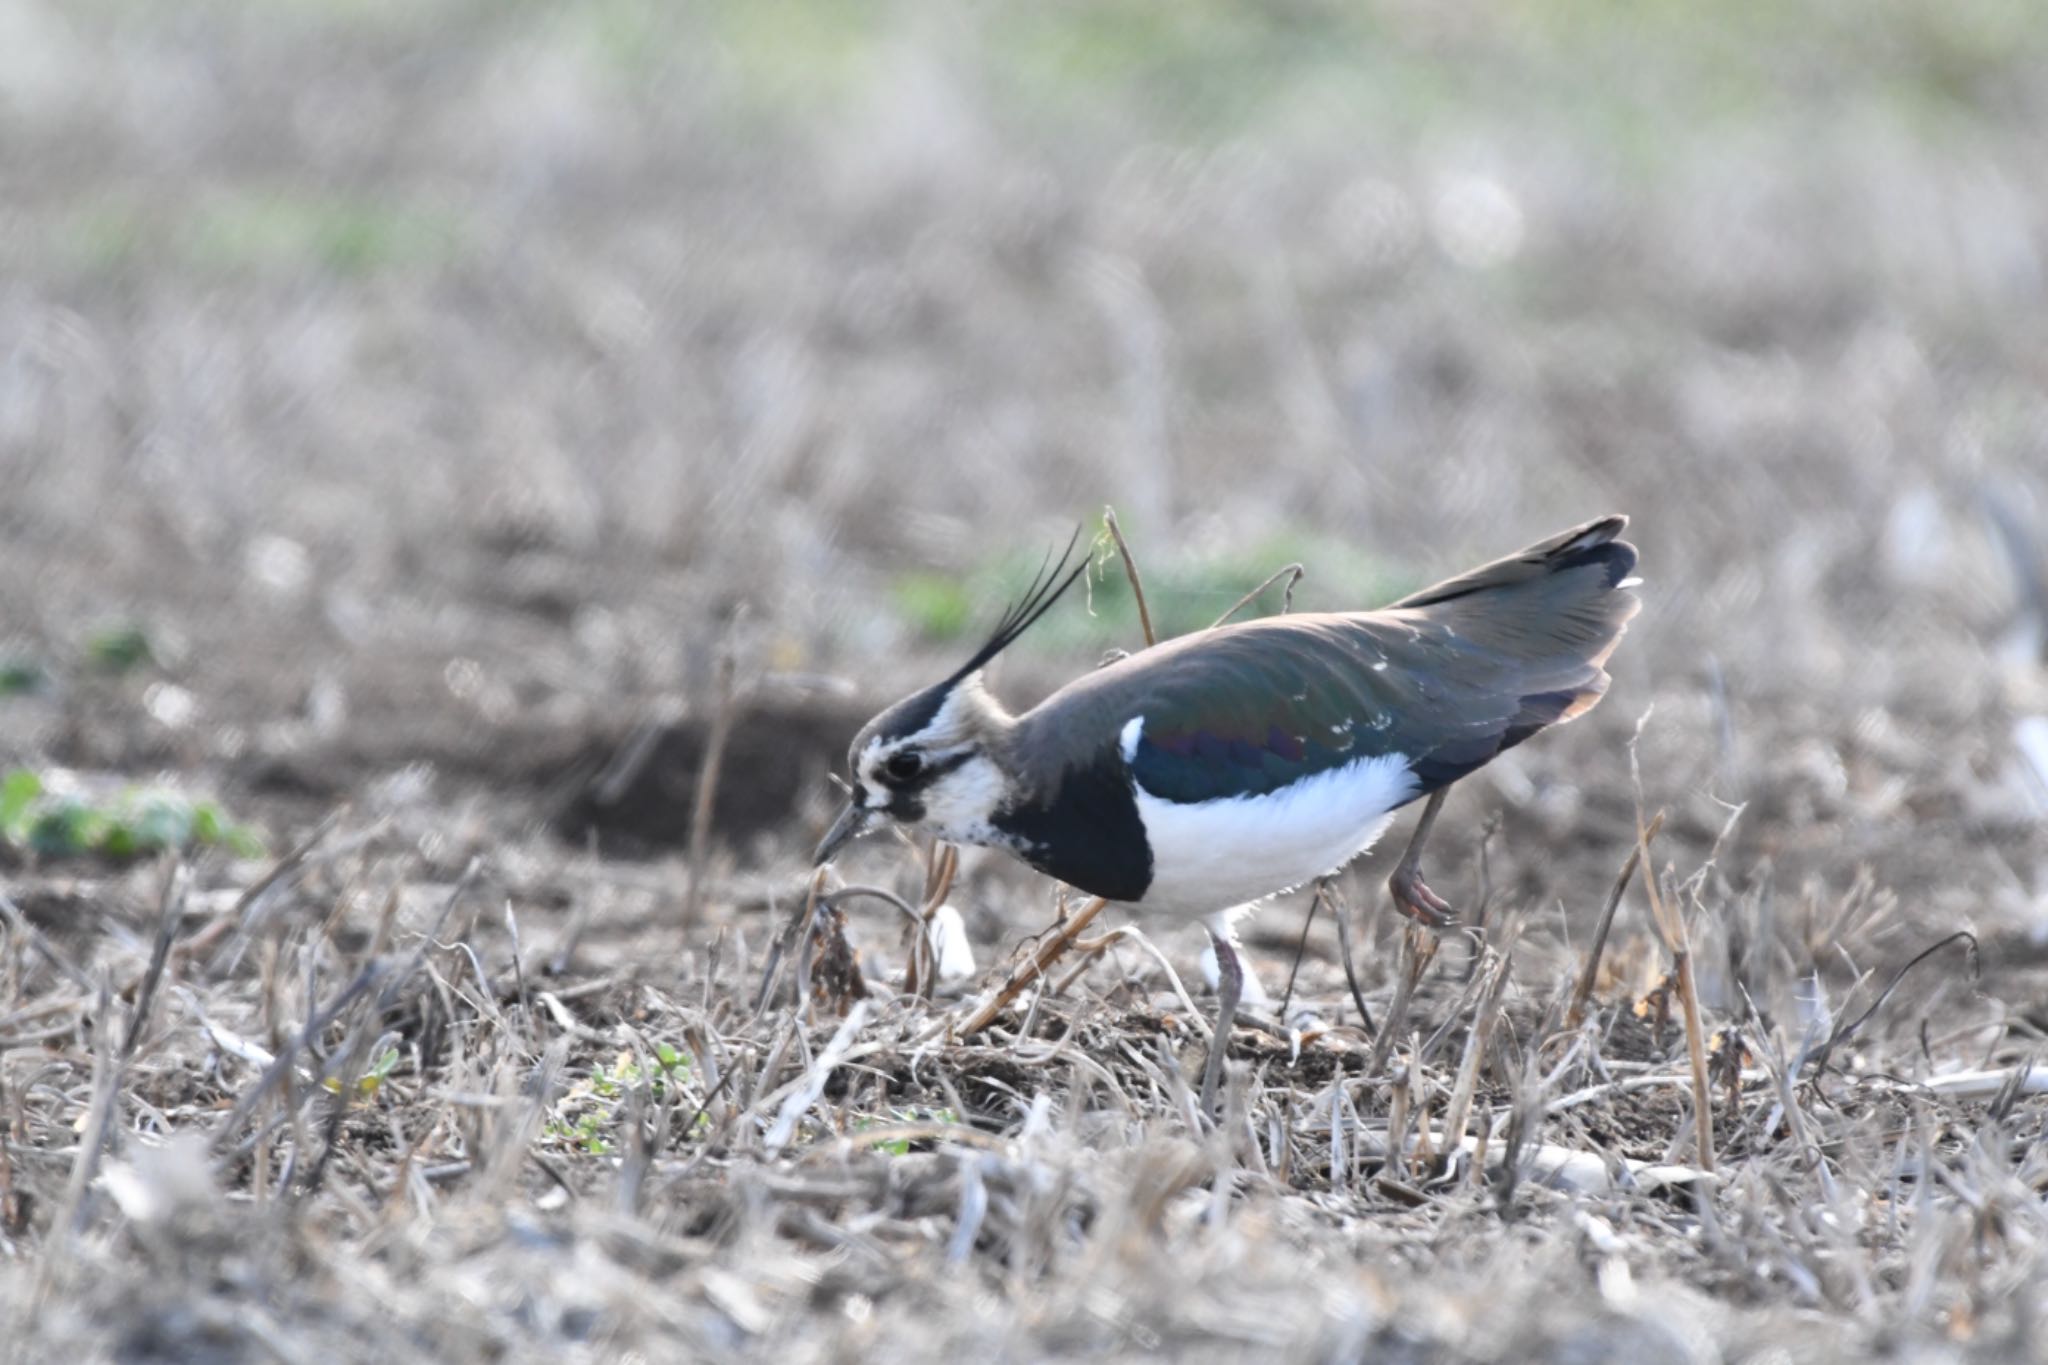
[816, 516, 1641, 1111]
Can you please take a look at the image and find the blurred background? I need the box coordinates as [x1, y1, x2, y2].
[8, 6, 2048, 1358]
[3, 0, 2046, 940]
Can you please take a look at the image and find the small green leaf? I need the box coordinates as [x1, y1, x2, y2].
[0, 769, 41, 834]
[85, 624, 154, 674]
[0, 661, 46, 695]
[29, 801, 100, 857]
[352, 1046, 403, 1094]
[128, 795, 194, 852]
[190, 801, 266, 858]
[223, 826, 266, 859]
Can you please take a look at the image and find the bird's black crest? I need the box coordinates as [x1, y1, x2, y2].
[944, 526, 1089, 684]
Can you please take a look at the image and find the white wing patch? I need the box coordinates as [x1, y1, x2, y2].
[1119, 715, 1145, 763]
[1130, 752, 1418, 916]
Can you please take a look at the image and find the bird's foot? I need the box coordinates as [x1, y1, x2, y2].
[1388, 863, 1455, 929]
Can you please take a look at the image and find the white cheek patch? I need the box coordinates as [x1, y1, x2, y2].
[904, 754, 1022, 853]
[1119, 715, 1145, 764]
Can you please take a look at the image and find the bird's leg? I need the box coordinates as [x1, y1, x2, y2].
[1199, 922, 1245, 1117]
[1201, 918, 1272, 1007]
[1388, 788, 1455, 928]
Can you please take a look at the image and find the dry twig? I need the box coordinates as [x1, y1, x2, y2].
[1367, 926, 1439, 1076]
[1209, 563, 1305, 629]
[119, 859, 185, 1060]
[683, 607, 746, 930]
[1439, 936, 1518, 1166]
[1565, 809, 1664, 1028]
[1645, 831, 1715, 1175]
[960, 898, 1111, 1036]
[902, 842, 960, 999]
[1101, 505, 1156, 648]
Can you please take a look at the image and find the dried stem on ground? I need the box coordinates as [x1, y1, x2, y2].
[1647, 834, 1716, 1175]
[901, 842, 960, 999]
[1368, 926, 1440, 1077]
[756, 868, 831, 1017]
[959, 897, 1110, 1036]
[1328, 879, 1382, 1037]
[1277, 881, 1323, 1022]
[1101, 505, 1157, 649]
[1440, 934, 1519, 1164]
[1565, 809, 1664, 1029]
[683, 607, 745, 931]
[119, 860, 184, 1061]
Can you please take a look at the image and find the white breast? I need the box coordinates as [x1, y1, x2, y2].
[1127, 733, 1418, 917]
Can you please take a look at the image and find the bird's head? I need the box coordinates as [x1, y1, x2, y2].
[813, 535, 1087, 865]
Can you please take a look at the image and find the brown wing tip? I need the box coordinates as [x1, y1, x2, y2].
[1556, 674, 1611, 724]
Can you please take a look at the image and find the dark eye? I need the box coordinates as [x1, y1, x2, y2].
[883, 751, 924, 783]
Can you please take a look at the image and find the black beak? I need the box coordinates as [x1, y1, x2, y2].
[812, 800, 877, 866]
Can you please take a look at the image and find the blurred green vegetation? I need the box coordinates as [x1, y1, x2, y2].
[50, 192, 461, 279]
[75, 0, 2045, 142]
[0, 770, 264, 862]
[0, 659, 48, 696]
[324, 1046, 403, 1098]
[40, 0, 2041, 294]
[83, 624, 155, 676]
[672, 0, 2042, 148]
[543, 1043, 695, 1156]
[894, 524, 1421, 656]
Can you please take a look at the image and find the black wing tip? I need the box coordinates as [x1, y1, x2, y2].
[1585, 512, 1628, 538]
[946, 525, 1089, 682]
[1568, 539, 1638, 589]
[1551, 514, 1627, 554]
[1549, 515, 1637, 588]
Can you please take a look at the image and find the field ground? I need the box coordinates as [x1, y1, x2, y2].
[4, 2, 2048, 1360]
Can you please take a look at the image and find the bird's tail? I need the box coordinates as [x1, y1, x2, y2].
[1394, 515, 1641, 728]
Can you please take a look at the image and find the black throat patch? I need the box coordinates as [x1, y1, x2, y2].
[991, 740, 1152, 903]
